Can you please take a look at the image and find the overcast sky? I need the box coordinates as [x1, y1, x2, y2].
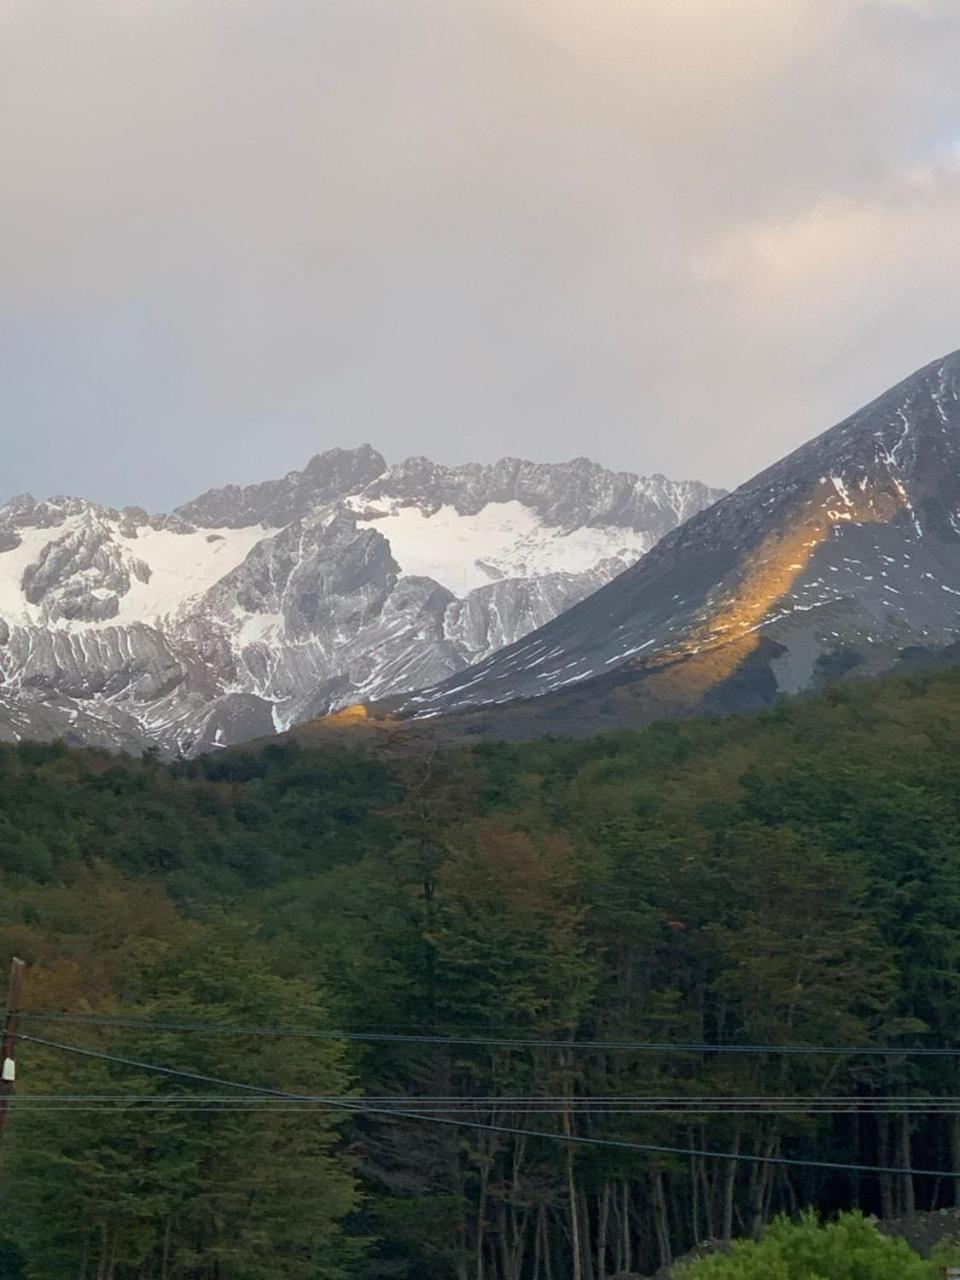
[3, 0, 960, 510]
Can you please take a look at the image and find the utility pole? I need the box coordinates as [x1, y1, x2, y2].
[0, 957, 26, 1161]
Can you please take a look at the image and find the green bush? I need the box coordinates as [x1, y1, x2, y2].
[677, 1211, 937, 1279]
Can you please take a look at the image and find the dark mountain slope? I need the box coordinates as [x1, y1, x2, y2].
[392, 350, 960, 735]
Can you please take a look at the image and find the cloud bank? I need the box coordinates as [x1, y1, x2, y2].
[2, 0, 960, 505]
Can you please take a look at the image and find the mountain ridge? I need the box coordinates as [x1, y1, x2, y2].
[0, 448, 722, 753]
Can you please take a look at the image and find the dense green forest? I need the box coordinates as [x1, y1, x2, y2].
[4, 664, 960, 1276]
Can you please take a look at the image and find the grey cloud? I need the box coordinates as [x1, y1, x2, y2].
[2, 0, 960, 508]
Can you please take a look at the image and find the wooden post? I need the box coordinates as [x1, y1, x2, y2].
[0, 958, 26, 1161]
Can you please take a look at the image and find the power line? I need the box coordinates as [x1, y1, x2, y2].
[14, 1032, 954, 1180]
[8, 1091, 960, 1116]
[11, 1092, 960, 1104]
[12, 1093, 960, 1113]
[20, 1011, 960, 1058]
[12, 1104, 960, 1117]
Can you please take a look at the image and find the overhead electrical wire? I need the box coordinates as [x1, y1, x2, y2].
[9, 1093, 960, 1115]
[11, 1032, 953, 1180]
[10, 1092, 960, 1103]
[11, 1105, 960, 1117]
[19, 1011, 960, 1058]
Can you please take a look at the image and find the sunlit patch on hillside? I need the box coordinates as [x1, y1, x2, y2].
[325, 702, 370, 724]
[646, 474, 908, 700]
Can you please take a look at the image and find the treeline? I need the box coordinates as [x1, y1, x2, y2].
[3, 665, 960, 1276]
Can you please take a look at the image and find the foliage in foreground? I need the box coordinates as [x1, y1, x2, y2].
[678, 1211, 960, 1278]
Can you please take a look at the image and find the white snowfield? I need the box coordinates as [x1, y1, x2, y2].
[0, 506, 650, 629]
[355, 500, 652, 598]
[0, 517, 268, 629]
[111, 525, 269, 625]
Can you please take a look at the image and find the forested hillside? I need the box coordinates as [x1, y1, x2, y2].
[4, 664, 960, 1276]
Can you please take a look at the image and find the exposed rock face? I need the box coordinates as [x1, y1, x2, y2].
[397, 350, 960, 736]
[21, 516, 152, 623]
[0, 450, 722, 753]
[175, 444, 389, 528]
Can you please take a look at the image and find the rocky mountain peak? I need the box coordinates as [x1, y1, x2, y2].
[174, 444, 389, 529]
[0, 443, 720, 753]
[300, 443, 388, 487]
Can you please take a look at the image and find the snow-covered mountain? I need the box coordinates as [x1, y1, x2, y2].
[393, 350, 960, 739]
[0, 448, 722, 752]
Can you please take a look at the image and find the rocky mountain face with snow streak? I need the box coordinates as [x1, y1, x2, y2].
[0, 450, 721, 753]
[394, 351, 960, 737]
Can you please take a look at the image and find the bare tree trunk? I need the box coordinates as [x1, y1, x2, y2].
[597, 1182, 611, 1280]
[579, 1191, 595, 1280]
[878, 1116, 895, 1220]
[651, 1171, 672, 1269]
[477, 1148, 490, 1280]
[721, 1131, 741, 1242]
[532, 1207, 543, 1280]
[783, 1169, 799, 1217]
[621, 1182, 632, 1276]
[629, 1196, 648, 1275]
[900, 1113, 915, 1216]
[849, 1115, 862, 1211]
[454, 1151, 469, 1280]
[762, 1136, 781, 1225]
[507, 1135, 528, 1280]
[751, 1125, 779, 1238]
[544, 1209, 557, 1280]
[565, 1142, 582, 1280]
[560, 1059, 583, 1280]
[699, 1147, 715, 1241]
[670, 1172, 688, 1261]
[515, 1209, 531, 1280]
[497, 1200, 512, 1280]
[611, 1190, 623, 1275]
